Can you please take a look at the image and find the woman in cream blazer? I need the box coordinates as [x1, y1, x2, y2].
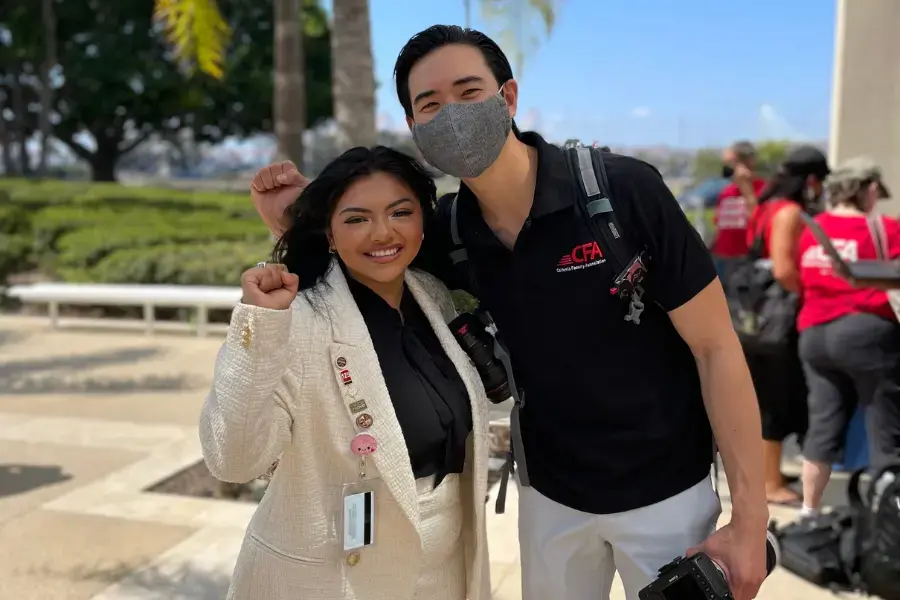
[200, 146, 491, 600]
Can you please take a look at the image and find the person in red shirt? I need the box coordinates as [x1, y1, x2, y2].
[743, 146, 831, 506]
[712, 141, 767, 267]
[795, 156, 900, 516]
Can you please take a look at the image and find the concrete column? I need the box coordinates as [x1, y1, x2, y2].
[829, 0, 900, 215]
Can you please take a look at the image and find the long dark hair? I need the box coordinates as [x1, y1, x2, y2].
[272, 146, 437, 293]
[757, 146, 830, 205]
[756, 169, 809, 205]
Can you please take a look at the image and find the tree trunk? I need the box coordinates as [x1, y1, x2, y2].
[331, 0, 376, 152]
[273, 0, 305, 167]
[0, 99, 14, 176]
[89, 140, 120, 182]
[37, 0, 58, 178]
[9, 64, 29, 176]
[90, 159, 117, 182]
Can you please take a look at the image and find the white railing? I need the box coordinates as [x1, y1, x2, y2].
[5, 283, 241, 337]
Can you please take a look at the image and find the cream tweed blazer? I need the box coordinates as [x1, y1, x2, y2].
[200, 264, 491, 600]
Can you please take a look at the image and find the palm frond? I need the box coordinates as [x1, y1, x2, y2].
[478, 0, 558, 78]
[153, 0, 231, 80]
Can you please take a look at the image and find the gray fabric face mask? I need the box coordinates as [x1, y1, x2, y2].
[411, 91, 512, 179]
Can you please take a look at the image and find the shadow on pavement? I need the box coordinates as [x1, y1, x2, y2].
[0, 329, 27, 348]
[0, 464, 73, 498]
[0, 347, 160, 378]
[0, 347, 196, 394]
[28, 562, 231, 600]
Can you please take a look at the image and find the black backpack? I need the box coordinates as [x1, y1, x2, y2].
[850, 464, 900, 599]
[446, 144, 652, 324]
[772, 508, 857, 590]
[724, 203, 799, 355]
[774, 466, 900, 598]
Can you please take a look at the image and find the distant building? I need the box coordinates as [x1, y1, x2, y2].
[830, 0, 900, 215]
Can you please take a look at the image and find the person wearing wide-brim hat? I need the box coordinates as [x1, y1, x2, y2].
[794, 154, 900, 517]
[824, 155, 892, 203]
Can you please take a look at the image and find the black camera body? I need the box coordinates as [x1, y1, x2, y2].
[639, 552, 732, 600]
[638, 532, 779, 600]
[448, 311, 511, 404]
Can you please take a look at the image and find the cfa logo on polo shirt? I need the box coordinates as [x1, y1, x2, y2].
[556, 241, 606, 273]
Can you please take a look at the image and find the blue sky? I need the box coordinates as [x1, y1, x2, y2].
[364, 0, 837, 148]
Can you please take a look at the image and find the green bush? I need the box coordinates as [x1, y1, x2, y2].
[0, 178, 269, 286]
[67, 240, 273, 286]
[53, 212, 268, 271]
[0, 178, 251, 213]
[0, 199, 36, 281]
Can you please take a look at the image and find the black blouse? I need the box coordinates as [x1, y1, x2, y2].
[347, 276, 473, 485]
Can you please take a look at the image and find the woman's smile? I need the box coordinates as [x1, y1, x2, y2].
[364, 244, 405, 263]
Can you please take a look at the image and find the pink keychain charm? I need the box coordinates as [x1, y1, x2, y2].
[350, 433, 377, 456]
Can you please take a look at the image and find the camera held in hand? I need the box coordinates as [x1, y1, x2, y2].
[638, 531, 779, 600]
[449, 312, 511, 404]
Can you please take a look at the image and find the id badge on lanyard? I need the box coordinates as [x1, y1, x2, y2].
[336, 359, 382, 567]
[342, 432, 378, 552]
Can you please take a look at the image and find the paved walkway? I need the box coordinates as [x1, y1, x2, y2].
[0, 315, 859, 599]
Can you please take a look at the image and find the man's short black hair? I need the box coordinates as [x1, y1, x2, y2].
[393, 25, 514, 118]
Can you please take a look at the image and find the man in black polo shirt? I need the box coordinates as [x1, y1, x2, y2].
[251, 25, 769, 600]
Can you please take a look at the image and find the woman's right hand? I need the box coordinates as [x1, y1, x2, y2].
[240, 263, 299, 310]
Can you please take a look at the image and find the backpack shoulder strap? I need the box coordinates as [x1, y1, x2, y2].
[867, 214, 889, 260]
[563, 146, 634, 272]
[446, 192, 480, 296]
[448, 193, 465, 262]
[563, 146, 651, 324]
[847, 468, 869, 512]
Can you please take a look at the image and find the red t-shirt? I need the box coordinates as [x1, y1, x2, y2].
[796, 212, 900, 331]
[745, 198, 796, 259]
[711, 178, 767, 257]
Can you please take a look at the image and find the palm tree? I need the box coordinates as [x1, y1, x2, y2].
[154, 0, 306, 166]
[37, 0, 57, 177]
[479, 0, 558, 79]
[330, 0, 376, 151]
[273, 0, 305, 165]
[153, 0, 232, 80]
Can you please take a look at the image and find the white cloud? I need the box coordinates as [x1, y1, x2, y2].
[517, 108, 541, 131]
[758, 103, 805, 140]
[631, 106, 652, 119]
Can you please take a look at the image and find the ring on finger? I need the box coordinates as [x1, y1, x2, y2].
[256, 261, 267, 269]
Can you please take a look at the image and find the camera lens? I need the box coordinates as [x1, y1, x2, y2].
[449, 313, 511, 404]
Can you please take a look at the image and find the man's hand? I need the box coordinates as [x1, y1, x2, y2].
[240, 263, 299, 310]
[687, 522, 768, 600]
[732, 163, 757, 207]
[731, 163, 753, 185]
[251, 160, 310, 237]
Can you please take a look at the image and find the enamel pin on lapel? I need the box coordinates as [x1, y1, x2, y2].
[349, 399, 367, 413]
[355, 413, 373, 429]
[340, 369, 352, 385]
[335, 356, 347, 368]
[350, 433, 377, 456]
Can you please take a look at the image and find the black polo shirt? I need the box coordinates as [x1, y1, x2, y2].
[420, 132, 718, 514]
[347, 276, 473, 486]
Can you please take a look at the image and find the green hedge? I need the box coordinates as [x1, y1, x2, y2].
[1, 178, 271, 286]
